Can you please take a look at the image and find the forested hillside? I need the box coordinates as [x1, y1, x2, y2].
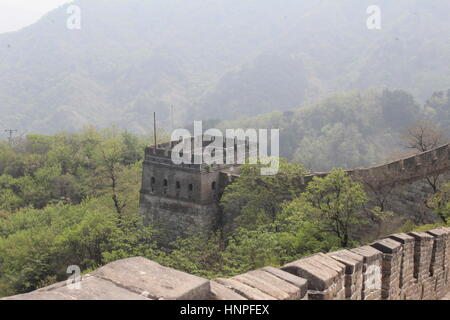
[2, 0, 450, 133]
[217, 88, 450, 171]
[1, 88, 449, 297]
[1, 0, 450, 300]
[1, 136, 448, 297]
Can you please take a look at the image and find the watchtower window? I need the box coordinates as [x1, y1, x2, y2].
[151, 177, 156, 193]
[176, 181, 181, 189]
[212, 182, 216, 190]
[163, 179, 168, 187]
[188, 184, 193, 192]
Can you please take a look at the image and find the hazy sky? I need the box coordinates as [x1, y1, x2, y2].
[0, 0, 73, 34]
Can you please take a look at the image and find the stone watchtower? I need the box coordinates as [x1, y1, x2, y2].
[139, 137, 251, 241]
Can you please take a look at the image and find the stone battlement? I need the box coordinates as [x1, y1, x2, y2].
[140, 134, 449, 242]
[5, 226, 450, 300]
[300, 143, 450, 188]
[144, 135, 256, 173]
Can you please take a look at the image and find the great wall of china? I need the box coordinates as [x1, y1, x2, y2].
[3, 227, 450, 300]
[3, 143, 450, 300]
[139, 140, 450, 240]
[310, 143, 450, 189]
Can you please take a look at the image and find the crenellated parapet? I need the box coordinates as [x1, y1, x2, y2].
[5, 227, 450, 300]
[140, 136, 449, 243]
[298, 143, 450, 189]
[350, 143, 450, 189]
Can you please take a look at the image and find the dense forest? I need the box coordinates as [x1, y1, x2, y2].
[217, 88, 450, 171]
[2, 0, 450, 133]
[1, 88, 448, 298]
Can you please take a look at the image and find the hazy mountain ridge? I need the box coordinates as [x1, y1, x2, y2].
[1, 0, 450, 134]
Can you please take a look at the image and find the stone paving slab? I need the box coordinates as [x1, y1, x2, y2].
[232, 270, 301, 300]
[91, 257, 210, 300]
[3, 275, 150, 300]
[214, 278, 276, 300]
[210, 281, 247, 300]
[262, 266, 308, 298]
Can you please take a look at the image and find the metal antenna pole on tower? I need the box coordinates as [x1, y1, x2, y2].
[4, 129, 17, 146]
[171, 105, 174, 133]
[153, 112, 157, 149]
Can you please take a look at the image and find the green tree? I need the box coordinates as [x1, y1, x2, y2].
[400, 119, 449, 193]
[161, 232, 224, 279]
[0, 198, 157, 297]
[381, 89, 419, 128]
[220, 159, 308, 231]
[295, 169, 369, 247]
[428, 181, 450, 224]
[222, 227, 286, 275]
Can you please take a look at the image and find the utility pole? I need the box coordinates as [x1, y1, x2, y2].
[153, 112, 157, 149]
[171, 105, 174, 132]
[4, 129, 17, 146]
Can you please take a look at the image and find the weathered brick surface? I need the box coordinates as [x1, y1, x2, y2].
[408, 232, 435, 300]
[422, 276, 437, 300]
[91, 257, 211, 300]
[4, 229, 450, 300]
[282, 253, 346, 300]
[427, 229, 446, 274]
[328, 250, 363, 300]
[210, 281, 247, 300]
[350, 246, 383, 300]
[408, 232, 434, 282]
[427, 228, 448, 298]
[3, 275, 152, 300]
[389, 233, 415, 299]
[231, 269, 305, 300]
[214, 278, 276, 300]
[370, 238, 402, 300]
[261, 267, 308, 299]
[441, 227, 450, 293]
